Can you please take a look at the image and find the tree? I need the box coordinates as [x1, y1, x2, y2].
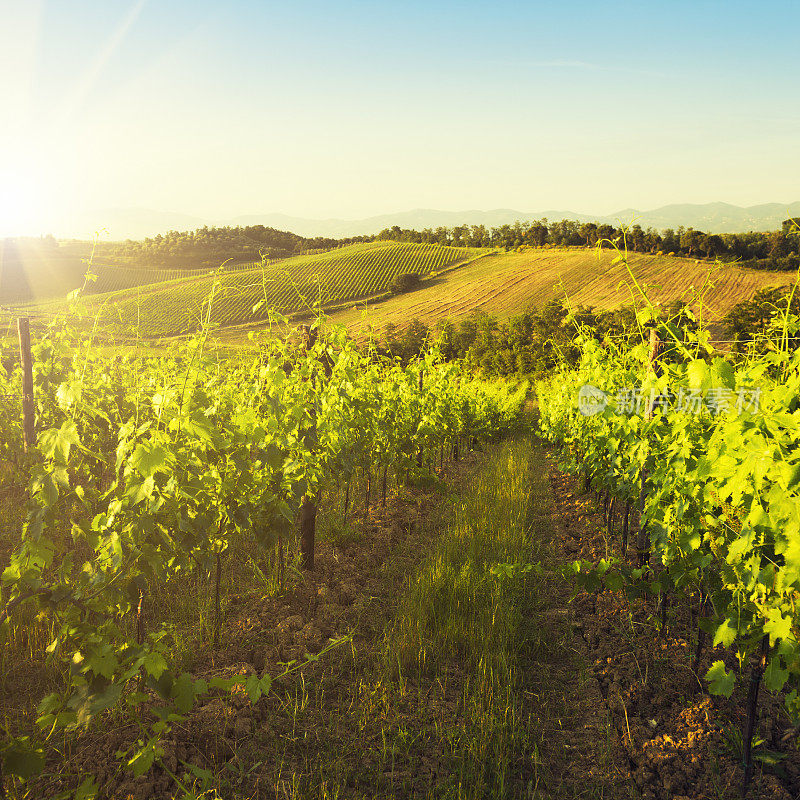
[529, 222, 548, 247]
[596, 224, 617, 246]
[390, 273, 421, 294]
[680, 228, 705, 256]
[701, 234, 725, 258]
[579, 222, 598, 247]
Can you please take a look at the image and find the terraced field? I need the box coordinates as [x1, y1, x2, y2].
[325, 247, 797, 334]
[24, 241, 486, 337]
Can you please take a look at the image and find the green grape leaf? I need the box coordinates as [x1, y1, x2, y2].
[706, 660, 735, 697]
[765, 656, 789, 692]
[1, 739, 45, 779]
[713, 619, 738, 648]
[764, 608, 794, 644]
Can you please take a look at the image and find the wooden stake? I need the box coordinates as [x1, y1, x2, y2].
[692, 594, 707, 676]
[17, 317, 35, 451]
[637, 328, 662, 568]
[622, 501, 630, 557]
[299, 324, 318, 571]
[742, 635, 770, 797]
[213, 551, 222, 648]
[277, 536, 285, 592]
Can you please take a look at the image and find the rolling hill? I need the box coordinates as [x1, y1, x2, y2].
[9, 242, 797, 346]
[22, 241, 486, 337]
[322, 247, 798, 339]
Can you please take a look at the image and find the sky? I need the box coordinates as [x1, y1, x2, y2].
[1, 0, 799, 237]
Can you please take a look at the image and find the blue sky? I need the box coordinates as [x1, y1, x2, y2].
[1, 0, 798, 235]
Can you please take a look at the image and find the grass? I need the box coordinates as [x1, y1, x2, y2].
[380, 435, 542, 797]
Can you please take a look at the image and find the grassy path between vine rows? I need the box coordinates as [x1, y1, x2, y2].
[24, 436, 549, 799]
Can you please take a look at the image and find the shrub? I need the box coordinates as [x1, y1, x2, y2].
[390, 273, 422, 294]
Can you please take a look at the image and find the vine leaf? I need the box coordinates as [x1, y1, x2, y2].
[765, 655, 789, 692]
[0, 738, 45, 779]
[706, 660, 735, 697]
[764, 608, 794, 643]
[712, 619, 738, 648]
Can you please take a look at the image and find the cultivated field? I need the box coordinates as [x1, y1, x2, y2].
[328, 247, 797, 334]
[19, 241, 486, 337]
[6, 242, 796, 346]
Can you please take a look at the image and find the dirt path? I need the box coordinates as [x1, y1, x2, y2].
[520, 438, 633, 799]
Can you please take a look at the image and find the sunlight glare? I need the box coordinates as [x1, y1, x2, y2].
[0, 160, 46, 237]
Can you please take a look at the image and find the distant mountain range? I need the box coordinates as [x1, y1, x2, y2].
[60, 201, 800, 241]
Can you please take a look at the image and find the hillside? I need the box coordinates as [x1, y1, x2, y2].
[12, 244, 797, 344]
[324, 247, 797, 336]
[23, 241, 485, 337]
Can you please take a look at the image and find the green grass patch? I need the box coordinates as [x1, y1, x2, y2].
[384, 435, 542, 797]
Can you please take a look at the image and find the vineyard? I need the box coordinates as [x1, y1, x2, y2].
[5, 242, 800, 797]
[0, 300, 526, 797]
[536, 247, 800, 796]
[84, 250, 339, 296]
[85, 262, 271, 295]
[326, 247, 798, 335]
[22, 241, 487, 338]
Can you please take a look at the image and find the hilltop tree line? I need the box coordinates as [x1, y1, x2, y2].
[374, 218, 800, 271]
[95, 216, 799, 271]
[98, 225, 371, 268]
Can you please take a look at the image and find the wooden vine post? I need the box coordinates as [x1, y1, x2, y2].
[692, 593, 708, 676]
[621, 501, 631, 557]
[17, 317, 36, 451]
[416, 368, 424, 467]
[637, 328, 662, 568]
[300, 324, 319, 571]
[742, 635, 770, 797]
